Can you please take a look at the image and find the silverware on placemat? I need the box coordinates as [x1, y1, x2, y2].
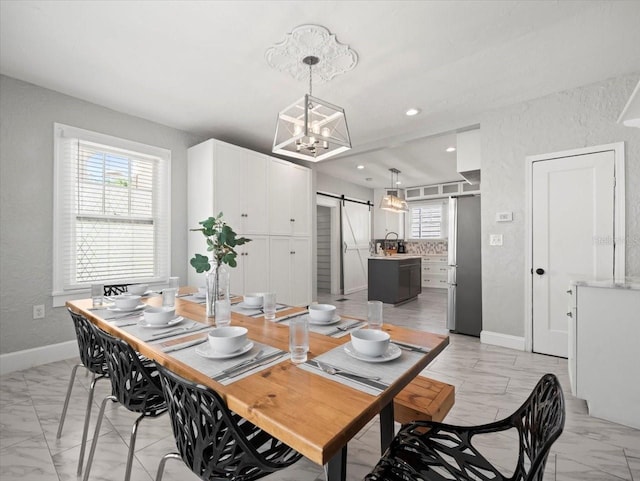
[326, 320, 362, 336]
[162, 338, 207, 353]
[305, 359, 389, 391]
[390, 341, 431, 353]
[212, 350, 284, 381]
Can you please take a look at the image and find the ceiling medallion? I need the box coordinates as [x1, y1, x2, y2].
[265, 24, 358, 83]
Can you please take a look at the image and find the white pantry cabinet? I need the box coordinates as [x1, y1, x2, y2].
[188, 139, 268, 236]
[269, 237, 311, 307]
[269, 158, 312, 236]
[228, 236, 270, 296]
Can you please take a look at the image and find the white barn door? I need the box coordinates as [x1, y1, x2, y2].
[342, 202, 370, 294]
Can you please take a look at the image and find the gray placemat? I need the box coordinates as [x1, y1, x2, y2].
[231, 303, 289, 317]
[298, 341, 425, 395]
[176, 294, 206, 304]
[116, 316, 209, 342]
[168, 340, 288, 385]
[276, 314, 366, 338]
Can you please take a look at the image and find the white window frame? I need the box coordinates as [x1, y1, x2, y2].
[52, 123, 171, 306]
[406, 199, 449, 240]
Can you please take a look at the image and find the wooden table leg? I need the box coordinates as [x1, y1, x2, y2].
[326, 445, 347, 481]
[379, 401, 395, 453]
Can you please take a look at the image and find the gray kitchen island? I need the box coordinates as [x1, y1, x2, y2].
[368, 256, 422, 305]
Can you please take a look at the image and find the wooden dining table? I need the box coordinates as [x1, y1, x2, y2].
[67, 290, 449, 481]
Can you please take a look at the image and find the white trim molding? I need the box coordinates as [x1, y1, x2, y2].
[0, 341, 77, 375]
[480, 331, 526, 351]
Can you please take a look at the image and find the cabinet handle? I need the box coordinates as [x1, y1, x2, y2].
[566, 289, 572, 294]
[566, 312, 573, 317]
[290, 218, 295, 222]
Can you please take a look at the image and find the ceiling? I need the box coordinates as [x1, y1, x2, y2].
[2, 1, 640, 189]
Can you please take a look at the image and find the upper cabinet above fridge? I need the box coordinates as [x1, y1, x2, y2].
[456, 128, 481, 185]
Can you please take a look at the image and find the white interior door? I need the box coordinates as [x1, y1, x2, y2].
[532, 151, 615, 357]
[342, 202, 370, 294]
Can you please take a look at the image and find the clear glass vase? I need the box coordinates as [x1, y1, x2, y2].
[205, 260, 231, 326]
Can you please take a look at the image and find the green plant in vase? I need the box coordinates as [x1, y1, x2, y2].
[190, 213, 251, 319]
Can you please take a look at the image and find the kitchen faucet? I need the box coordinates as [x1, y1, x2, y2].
[384, 232, 399, 255]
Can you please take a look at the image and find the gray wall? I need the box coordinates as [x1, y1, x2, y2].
[481, 73, 640, 338]
[0, 75, 204, 354]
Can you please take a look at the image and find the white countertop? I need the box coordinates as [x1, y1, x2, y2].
[369, 255, 423, 260]
[570, 278, 640, 291]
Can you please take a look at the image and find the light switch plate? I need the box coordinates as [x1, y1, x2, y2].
[489, 234, 503, 246]
[496, 211, 513, 222]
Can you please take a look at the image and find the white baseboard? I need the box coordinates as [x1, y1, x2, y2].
[480, 330, 526, 351]
[0, 341, 78, 375]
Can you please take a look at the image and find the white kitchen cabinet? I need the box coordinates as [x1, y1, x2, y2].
[373, 189, 405, 239]
[269, 236, 311, 307]
[568, 281, 640, 429]
[269, 158, 312, 236]
[228, 235, 269, 296]
[421, 255, 449, 289]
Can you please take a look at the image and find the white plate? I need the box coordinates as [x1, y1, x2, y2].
[308, 314, 341, 326]
[195, 341, 254, 359]
[107, 304, 147, 313]
[236, 301, 263, 310]
[193, 292, 206, 299]
[137, 316, 184, 329]
[343, 342, 402, 363]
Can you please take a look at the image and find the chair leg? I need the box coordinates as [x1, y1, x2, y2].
[124, 413, 147, 481]
[155, 453, 182, 481]
[57, 364, 83, 439]
[77, 374, 107, 476]
[82, 395, 116, 481]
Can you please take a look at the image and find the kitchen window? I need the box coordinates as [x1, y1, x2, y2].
[52, 124, 171, 305]
[407, 199, 448, 239]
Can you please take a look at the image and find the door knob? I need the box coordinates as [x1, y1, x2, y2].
[535, 268, 545, 275]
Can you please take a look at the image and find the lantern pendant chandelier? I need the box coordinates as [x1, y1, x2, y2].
[380, 168, 409, 213]
[267, 25, 357, 162]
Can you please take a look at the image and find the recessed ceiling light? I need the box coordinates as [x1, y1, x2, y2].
[356, 164, 365, 169]
[446, 147, 456, 152]
[395, 180, 402, 185]
[405, 108, 421, 116]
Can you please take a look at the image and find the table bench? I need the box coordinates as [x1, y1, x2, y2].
[394, 376, 455, 424]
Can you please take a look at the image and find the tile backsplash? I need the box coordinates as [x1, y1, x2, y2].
[405, 240, 448, 255]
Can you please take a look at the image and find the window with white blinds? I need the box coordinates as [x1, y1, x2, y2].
[409, 201, 444, 239]
[53, 124, 170, 302]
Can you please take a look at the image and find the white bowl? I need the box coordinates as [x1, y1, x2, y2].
[308, 304, 336, 323]
[112, 294, 141, 310]
[143, 307, 175, 325]
[208, 326, 248, 354]
[243, 293, 263, 307]
[350, 330, 390, 357]
[128, 284, 148, 296]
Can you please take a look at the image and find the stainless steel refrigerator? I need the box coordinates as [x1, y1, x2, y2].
[446, 195, 482, 336]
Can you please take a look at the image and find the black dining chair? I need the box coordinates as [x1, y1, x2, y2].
[104, 284, 130, 296]
[82, 326, 167, 481]
[154, 364, 302, 481]
[365, 373, 565, 481]
[57, 309, 110, 476]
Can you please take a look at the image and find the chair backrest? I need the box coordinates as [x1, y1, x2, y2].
[93, 327, 165, 415]
[511, 373, 565, 481]
[156, 364, 301, 480]
[67, 308, 108, 376]
[104, 284, 129, 296]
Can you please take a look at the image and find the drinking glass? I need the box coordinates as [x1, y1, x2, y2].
[289, 316, 309, 364]
[263, 292, 276, 320]
[91, 283, 104, 308]
[215, 298, 231, 327]
[162, 288, 177, 308]
[169, 276, 179, 297]
[367, 300, 383, 330]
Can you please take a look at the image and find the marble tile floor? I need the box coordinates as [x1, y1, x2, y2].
[1, 288, 638, 481]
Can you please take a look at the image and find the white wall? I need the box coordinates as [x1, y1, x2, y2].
[481, 73, 640, 338]
[316, 172, 374, 204]
[0, 75, 204, 354]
